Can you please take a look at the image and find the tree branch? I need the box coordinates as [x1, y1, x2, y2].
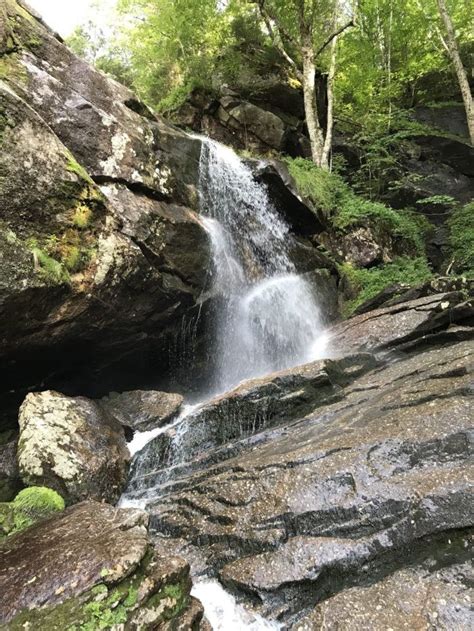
[315, 19, 355, 57]
[257, 0, 302, 80]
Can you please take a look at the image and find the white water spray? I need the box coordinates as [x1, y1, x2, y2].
[192, 580, 282, 631]
[199, 138, 327, 391]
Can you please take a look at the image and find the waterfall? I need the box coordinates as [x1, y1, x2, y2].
[121, 136, 330, 630]
[199, 138, 327, 392]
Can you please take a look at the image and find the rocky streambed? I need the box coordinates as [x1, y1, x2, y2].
[122, 285, 473, 628]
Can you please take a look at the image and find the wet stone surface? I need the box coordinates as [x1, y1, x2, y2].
[123, 291, 473, 625]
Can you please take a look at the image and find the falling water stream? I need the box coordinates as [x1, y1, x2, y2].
[199, 139, 327, 392]
[120, 137, 329, 629]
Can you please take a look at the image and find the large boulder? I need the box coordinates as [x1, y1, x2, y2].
[0, 0, 213, 427]
[18, 391, 130, 504]
[0, 500, 205, 629]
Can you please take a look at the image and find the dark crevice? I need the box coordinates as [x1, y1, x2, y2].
[92, 175, 170, 203]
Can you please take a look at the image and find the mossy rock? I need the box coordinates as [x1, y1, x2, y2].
[0, 486, 65, 537]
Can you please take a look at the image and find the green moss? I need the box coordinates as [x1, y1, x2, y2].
[284, 157, 428, 250]
[66, 155, 94, 185]
[145, 581, 189, 622]
[31, 246, 70, 284]
[448, 202, 474, 276]
[0, 486, 65, 537]
[340, 256, 433, 317]
[72, 204, 93, 229]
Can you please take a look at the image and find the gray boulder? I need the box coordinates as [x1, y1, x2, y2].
[18, 391, 130, 504]
[0, 500, 204, 629]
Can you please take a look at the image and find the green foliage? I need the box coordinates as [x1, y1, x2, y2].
[284, 156, 428, 249]
[340, 256, 433, 316]
[448, 202, 474, 276]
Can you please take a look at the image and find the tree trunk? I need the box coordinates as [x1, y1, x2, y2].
[302, 41, 325, 166]
[436, 0, 474, 144]
[321, 34, 338, 168]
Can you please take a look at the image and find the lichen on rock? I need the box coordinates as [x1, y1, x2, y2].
[18, 391, 130, 505]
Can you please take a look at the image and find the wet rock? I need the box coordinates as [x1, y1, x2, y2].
[330, 290, 473, 355]
[101, 390, 184, 432]
[0, 500, 202, 629]
[124, 331, 473, 622]
[293, 533, 473, 630]
[127, 353, 376, 491]
[18, 391, 130, 504]
[0, 433, 22, 502]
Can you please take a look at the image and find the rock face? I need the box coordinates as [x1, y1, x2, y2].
[101, 389, 184, 432]
[0, 434, 22, 502]
[122, 287, 473, 625]
[18, 391, 130, 504]
[174, 86, 317, 158]
[0, 500, 204, 629]
[293, 534, 473, 630]
[0, 0, 212, 428]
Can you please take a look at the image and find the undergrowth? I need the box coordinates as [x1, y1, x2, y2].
[284, 156, 429, 250]
[448, 201, 474, 276]
[340, 256, 433, 316]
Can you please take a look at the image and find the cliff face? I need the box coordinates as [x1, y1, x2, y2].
[0, 0, 214, 426]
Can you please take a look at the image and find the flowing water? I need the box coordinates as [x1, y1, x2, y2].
[121, 136, 329, 629]
[198, 139, 327, 392]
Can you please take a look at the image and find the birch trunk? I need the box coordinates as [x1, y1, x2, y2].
[436, 0, 474, 144]
[302, 40, 325, 166]
[321, 34, 338, 168]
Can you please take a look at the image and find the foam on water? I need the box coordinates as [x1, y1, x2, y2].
[192, 580, 282, 631]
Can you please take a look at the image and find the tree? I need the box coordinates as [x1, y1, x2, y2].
[255, 0, 356, 167]
[436, 0, 474, 144]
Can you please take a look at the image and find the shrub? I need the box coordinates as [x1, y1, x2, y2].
[284, 157, 428, 250]
[448, 201, 474, 275]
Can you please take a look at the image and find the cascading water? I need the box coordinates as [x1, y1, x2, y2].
[199, 138, 327, 392]
[120, 136, 329, 630]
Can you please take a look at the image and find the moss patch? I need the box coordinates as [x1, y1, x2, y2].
[0, 486, 65, 537]
[340, 256, 433, 317]
[7, 550, 191, 631]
